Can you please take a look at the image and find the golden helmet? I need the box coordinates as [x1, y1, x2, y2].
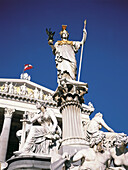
[59, 25, 69, 37]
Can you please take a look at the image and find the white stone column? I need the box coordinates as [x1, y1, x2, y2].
[0, 108, 15, 162]
[61, 101, 86, 145]
[53, 81, 88, 147]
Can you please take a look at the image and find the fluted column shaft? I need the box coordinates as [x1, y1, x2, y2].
[61, 101, 86, 145]
[0, 108, 15, 162]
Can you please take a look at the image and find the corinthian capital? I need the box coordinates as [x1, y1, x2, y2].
[4, 108, 15, 118]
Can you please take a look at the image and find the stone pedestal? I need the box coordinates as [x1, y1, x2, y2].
[6, 155, 51, 170]
[0, 108, 15, 162]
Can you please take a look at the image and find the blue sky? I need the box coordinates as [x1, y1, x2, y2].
[0, 0, 128, 134]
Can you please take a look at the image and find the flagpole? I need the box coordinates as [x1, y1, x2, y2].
[21, 64, 25, 79]
[78, 20, 86, 82]
[23, 64, 25, 74]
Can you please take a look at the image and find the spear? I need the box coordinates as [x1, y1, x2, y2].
[78, 20, 86, 82]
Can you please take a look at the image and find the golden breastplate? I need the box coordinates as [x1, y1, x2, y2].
[57, 40, 73, 46]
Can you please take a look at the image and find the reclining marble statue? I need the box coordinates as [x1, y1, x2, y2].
[61, 112, 127, 170]
[14, 102, 61, 155]
[69, 132, 128, 170]
[86, 112, 114, 148]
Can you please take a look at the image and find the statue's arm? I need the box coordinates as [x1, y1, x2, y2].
[73, 150, 84, 162]
[100, 119, 114, 132]
[49, 110, 58, 133]
[48, 41, 56, 55]
[81, 28, 87, 45]
[49, 44, 56, 51]
[73, 28, 87, 52]
[29, 113, 41, 124]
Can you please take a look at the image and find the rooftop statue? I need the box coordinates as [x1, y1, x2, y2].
[47, 22, 87, 85]
[3, 82, 8, 93]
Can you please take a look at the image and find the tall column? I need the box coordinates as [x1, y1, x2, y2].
[61, 101, 85, 145]
[0, 108, 15, 162]
[53, 79, 88, 146]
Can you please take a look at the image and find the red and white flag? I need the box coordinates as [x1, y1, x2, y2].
[24, 64, 33, 71]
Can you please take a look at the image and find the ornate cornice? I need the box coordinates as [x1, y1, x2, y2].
[0, 79, 94, 114]
[0, 79, 57, 108]
[0, 91, 57, 108]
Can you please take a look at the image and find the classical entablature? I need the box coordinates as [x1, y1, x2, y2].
[0, 78, 57, 112]
[0, 78, 94, 118]
[0, 78, 54, 101]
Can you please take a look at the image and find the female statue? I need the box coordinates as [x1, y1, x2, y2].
[47, 25, 87, 84]
[15, 102, 61, 155]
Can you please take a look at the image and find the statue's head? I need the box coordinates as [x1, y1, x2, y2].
[60, 25, 69, 40]
[114, 133, 128, 148]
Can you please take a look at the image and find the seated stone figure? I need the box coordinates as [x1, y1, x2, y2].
[14, 102, 61, 155]
[70, 116, 128, 170]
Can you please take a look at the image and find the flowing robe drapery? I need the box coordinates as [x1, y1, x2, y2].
[54, 40, 81, 80]
[21, 110, 58, 154]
